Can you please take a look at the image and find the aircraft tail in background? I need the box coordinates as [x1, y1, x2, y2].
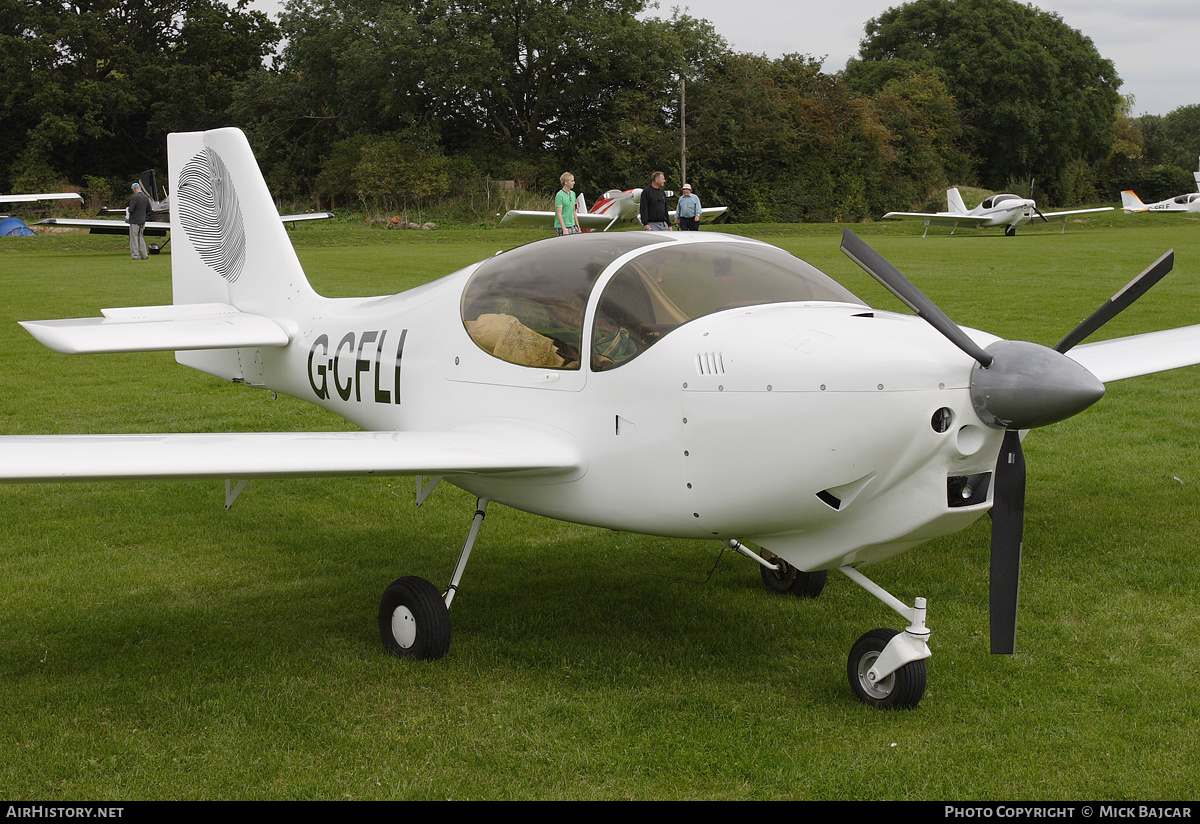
[946, 187, 968, 215]
[1121, 190, 1148, 213]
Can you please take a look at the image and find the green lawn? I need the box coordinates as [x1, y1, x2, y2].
[0, 214, 1198, 799]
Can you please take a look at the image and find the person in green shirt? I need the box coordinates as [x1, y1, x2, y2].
[555, 172, 580, 235]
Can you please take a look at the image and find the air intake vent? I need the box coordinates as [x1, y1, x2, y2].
[695, 352, 725, 375]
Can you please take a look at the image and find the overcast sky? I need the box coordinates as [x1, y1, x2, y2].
[244, 0, 1196, 117]
[652, 0, 1196, 116]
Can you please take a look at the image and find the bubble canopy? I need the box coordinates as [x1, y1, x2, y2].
[460, 233, 864, 371]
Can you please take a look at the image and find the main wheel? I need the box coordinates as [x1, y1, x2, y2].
[847, 628, 926, 709]
[760, 556, 828, 598]
[378, 576, 451, 660]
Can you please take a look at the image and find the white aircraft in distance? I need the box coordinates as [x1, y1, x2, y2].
[501, 187, 728, 231]
[884, 187, 1113, 237]
[7, 128, 1200, 709]
[1121, 158, 1200, 214]
[1122, 190, 1200, 214]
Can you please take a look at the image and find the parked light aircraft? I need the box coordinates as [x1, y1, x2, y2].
[6, 128, 1200, 709]
[884, 187, 1113, 236]
[1120, 158, 1200, 214]
[501, 187, 727, 231]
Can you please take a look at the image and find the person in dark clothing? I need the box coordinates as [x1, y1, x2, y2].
[127, 182, 151, 260]
[639, 171, 672, 230]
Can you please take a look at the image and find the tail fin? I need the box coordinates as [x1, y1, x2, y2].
[1121, 190, 1147, 213]
[168, 128, 318, 314]
[576, 192, 588, 215]
[946, 187, 968, 214]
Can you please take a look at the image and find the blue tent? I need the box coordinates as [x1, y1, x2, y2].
[0, 217, 36, 237]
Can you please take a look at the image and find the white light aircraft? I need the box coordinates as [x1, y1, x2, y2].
[6, 128, 1200, 709]
[1121, 161, 1200, 214]
[884, 187, 1113, 236]
[501, 187, 727, 231]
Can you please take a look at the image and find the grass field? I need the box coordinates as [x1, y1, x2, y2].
[0, 213, 1198, 800]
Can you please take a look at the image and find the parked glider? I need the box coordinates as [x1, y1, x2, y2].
[501, 187, 727, 231]
[7, 128, 1200, 709]
[885, 187, 1112, 236]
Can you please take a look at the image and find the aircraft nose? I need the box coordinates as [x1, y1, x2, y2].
[969, 340, 1105, 429]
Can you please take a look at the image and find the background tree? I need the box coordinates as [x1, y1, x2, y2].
[843, 0, 1122, 206]
[1, 0, 277, 193]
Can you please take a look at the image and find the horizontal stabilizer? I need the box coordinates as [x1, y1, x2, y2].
[0, 426, 583, 483]
[19, 303, 290, 354]
[1067, 324, 1200, 383]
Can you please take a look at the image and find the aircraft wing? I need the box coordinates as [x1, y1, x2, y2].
[1039, 207, 1114, 220]
[1, 193, 83, 205]
[19, 303, 290, 354]
[499, 210, 618, 230]
[35, 217, 171, 235]
[882, 211, 990, 226]
[669, 206, 729, 221]
[0, 425, 584, 484]
[1067, 325, 1200, 383]
[280, 212, 334, 223]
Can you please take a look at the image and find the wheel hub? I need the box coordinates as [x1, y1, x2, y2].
[390, 606, 417, 649]
[855, 650, 895, 699]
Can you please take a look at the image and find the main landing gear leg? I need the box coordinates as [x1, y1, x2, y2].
[378, 498, 490, 661]
[840, 565, 930, 709]
[730, 539, 829, 599]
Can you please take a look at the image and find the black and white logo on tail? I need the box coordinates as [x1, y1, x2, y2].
[177, 148, 246, 283]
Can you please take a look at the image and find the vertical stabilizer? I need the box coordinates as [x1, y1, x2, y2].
[576, 192, 588, 215]
[168, 128, 318, 315]
[1193, 157, 1199, 192]
[1120, 190, 1146, 213]
[947, 188, 968, 214]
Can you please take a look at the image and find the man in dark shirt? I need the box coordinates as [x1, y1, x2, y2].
[639, 171, 671, 230]
[128, 182, 151, 260]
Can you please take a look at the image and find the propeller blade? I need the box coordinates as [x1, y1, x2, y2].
[1054, 250, 1175, 353]
[839, 229, 994, 367]
[1034, 207, 1049, 223]
[990, 429, 1026, 655]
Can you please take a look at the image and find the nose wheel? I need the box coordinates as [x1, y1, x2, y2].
[848, 628, 927, 709]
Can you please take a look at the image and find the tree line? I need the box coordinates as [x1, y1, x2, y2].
[3, 0, 1198, 221]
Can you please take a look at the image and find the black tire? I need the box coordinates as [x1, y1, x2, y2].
[847, 628, 927, 709]
[760, 557, 828, 598]
[1005, 225, 1017, 237]
[378, 576, 451, 660]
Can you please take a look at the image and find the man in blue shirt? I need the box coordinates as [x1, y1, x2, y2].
[676, 183, 701, 231]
